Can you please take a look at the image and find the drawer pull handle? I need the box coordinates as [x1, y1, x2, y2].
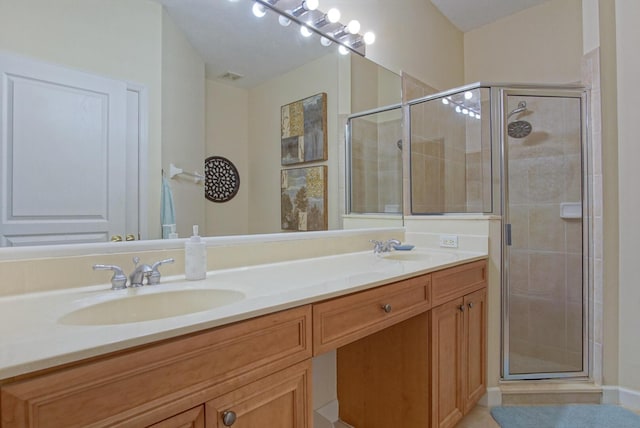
[468, 302, 474, 309]
[459, 305, 466, 312]
[381, 303, 392, 313]
[222, 410, 237, 426]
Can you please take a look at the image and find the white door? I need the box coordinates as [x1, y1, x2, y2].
[0, 52, 127, 246]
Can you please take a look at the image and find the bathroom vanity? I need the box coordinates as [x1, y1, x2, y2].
[0, 252, 486, 428]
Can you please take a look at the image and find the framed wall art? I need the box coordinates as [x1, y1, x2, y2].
[281, 92, 327, 165]
[281, 165, 327, 231]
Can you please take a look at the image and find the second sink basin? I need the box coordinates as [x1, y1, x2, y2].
[382, 251, 457, 262]
[59, 289, 245, 325]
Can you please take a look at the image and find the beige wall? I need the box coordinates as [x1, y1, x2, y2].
[464, 0, 583, 84]
[332, 0, 464, 91]
[0, 0, 163, 238]
[247, 54, 339, 234]
[161, 10, 206, 239]
[614, 0, 640, 393]
[205, 80, 250, 236]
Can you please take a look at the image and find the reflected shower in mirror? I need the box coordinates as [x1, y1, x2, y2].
[346, 105, 403, 223]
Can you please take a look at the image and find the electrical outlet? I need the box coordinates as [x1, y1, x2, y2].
[439, 234, 459, 248]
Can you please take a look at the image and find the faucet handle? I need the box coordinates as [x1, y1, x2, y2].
[93, 264, 128, 290]
[148, 258, 175, 285]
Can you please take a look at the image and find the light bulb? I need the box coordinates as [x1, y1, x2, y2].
[347, 20, 360, 34]
[476, 114, 481, 120]
[455, 106, 461, 113]
[442, 98, 449, 105]
[252, 2, 266, 17]
[304, 0, 319, 11]
[469, 112, 475, 118]
[338, 45, 349, 55]
[320, 37, 332, 47]
[464, 91, 473, 100]
[327, 8, 340, 23]
[300, 25, 312, 37]
[363, 31, 375, 45]
[279, 15, 291, 26]
[462, 108, 469, 115]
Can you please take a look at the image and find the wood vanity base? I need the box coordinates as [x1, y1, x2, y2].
[0, 259, 486, 428]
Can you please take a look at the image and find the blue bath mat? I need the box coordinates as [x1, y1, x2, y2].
[490, 404, 640, 428]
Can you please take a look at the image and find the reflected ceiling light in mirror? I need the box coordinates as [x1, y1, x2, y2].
[338, 45, 350, 55]
[252, 2, 267, 17]
[279, 13, 292, 26]
[300, 25, 313, 37]
[252, 0, 374, 56]
[464, 91, 473, 100]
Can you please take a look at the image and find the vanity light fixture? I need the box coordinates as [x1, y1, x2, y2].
[291, 0, 319, 17]
[313, 7, 340, 27]
[251, 0, 375, 56]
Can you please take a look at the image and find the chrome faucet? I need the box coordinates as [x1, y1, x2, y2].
[93, 256, 175, 289]
[370, 239, 402, 255]
[129, 257, 153, 288]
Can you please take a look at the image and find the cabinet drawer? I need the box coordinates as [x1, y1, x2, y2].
[313, 274, 431, 354]
[431, 260, 487, 307]
[1, 305, 312, 428]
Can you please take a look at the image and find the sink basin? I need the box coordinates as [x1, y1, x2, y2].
[382, 251, 457, 262]
[59, 289, 245, 325]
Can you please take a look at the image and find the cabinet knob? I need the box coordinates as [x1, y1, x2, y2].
[110, 235, 123, 242]
[125, 234, 136, 241]
[468, 302, 474, 309]
[222, 410, 237, 426]
[459, 304, 466, 312]
[381, 303, 392, 313]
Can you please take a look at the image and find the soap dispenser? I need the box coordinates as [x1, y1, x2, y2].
[185, 225, 207, 280]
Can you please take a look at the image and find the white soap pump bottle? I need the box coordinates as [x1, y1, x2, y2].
[185, 225, 207, 280]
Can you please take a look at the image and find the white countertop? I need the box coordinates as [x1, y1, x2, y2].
[0, 248, 486, 380]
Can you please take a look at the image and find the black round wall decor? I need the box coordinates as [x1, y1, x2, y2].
[204, 156, 240, 203]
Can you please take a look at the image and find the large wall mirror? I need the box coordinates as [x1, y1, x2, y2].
[0, 0, 401, 248]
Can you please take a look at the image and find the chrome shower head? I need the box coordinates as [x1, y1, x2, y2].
[507, 101, 528, 119]
[506, 101, 532, 138]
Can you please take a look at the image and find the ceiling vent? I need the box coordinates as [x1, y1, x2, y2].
[219, 71, 244, 81]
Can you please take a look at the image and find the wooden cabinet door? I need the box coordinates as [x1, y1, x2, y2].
[463, 288, 487, 414]
[148, 406, 205, 428]
[205, 361, 311, 428]
[430, 298, 464, 428]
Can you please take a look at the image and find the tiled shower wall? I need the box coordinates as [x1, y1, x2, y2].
[507, 95, 584, 373]
[410, 100, 466, 212]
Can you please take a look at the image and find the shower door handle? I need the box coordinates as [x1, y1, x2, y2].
[505, 224, 512, 246]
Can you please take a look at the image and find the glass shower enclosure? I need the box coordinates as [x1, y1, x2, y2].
[401, 83, 589, 380]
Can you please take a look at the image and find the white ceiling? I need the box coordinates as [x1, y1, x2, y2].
[430, 0, 551, 32]
[155, 0, 335, 88]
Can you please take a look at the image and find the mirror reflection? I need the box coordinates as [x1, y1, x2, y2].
[0, 0, 401, 247]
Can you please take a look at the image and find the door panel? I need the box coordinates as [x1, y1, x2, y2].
[503, 91, 586, 379]
[0, 52, 127, 245]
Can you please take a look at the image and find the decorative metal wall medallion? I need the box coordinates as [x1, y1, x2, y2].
[204, 156, 240, 202]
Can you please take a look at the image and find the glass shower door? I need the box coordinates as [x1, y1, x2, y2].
[503, 90, 587, 379]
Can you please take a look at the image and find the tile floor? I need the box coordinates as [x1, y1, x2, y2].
[457, 406, 500, 427]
